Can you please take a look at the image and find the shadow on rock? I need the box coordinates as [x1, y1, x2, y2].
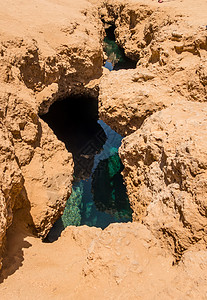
[0, 187, 36, 283]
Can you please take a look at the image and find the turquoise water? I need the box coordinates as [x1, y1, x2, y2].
[103, 25, 137, 70]
[61, 120, 132, 228]
[45, 120, 132, 242]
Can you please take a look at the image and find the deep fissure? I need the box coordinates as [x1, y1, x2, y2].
[41, 23, 136, 242]
[42, 95, 132, 242]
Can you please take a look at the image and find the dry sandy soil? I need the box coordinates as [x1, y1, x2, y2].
[1, 209, 207, 300]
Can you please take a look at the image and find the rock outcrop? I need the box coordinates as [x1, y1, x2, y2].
[99, 0, 207, 135]
[0, 0, 207, 298]
[0, 85, 74, 262]
[0, 0, 104, 266]
[119, 102, 207, 256]
[0, 119, 23, 269]
[99, 67, 176, 136]
[1, 222, 207, 299]
[99, 0, 207, 258]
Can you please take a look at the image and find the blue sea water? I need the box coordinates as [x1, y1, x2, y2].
[103, 27, 137, 70]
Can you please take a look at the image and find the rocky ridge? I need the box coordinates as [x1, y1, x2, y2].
[99, 0, 207, 135]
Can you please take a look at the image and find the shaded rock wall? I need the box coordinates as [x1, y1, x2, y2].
[0, 120, 23, 268]
[0, 85, 74, 263]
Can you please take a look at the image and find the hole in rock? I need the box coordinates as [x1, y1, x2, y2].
[41, 96, 132, 242]
[103, 24, 137, 71]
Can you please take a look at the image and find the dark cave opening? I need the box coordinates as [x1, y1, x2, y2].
[41, 95, 107, 179]
[105, 24, 116, 40]
[41, 95, 132, 242]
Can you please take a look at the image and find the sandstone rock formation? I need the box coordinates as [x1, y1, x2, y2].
[99, 67, 176, 136]
[0, 119, 23, 269]
[119, 102, 207, 256]
[99, 0, 207, 258]
[100, 0, 207, 70]
[99, 0, 207, 135]
[0, 0, 105, 266]
[0, 0, 207, 298]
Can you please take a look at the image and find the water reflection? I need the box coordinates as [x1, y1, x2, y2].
[92, 153, 132, 221]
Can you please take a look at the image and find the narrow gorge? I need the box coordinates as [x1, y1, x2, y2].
[0, 0, 207, 299]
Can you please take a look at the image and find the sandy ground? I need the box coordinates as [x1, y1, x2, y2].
[1, 209, 207, 300]
[0, 0, 95, 57]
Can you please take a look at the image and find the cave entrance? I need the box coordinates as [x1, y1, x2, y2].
[41, 96, 132, 242]
[103, 24, 137, 70]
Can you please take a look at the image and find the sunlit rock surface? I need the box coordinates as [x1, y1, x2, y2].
[0, 0, 104, 262]
[0, 0, 207, 298]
